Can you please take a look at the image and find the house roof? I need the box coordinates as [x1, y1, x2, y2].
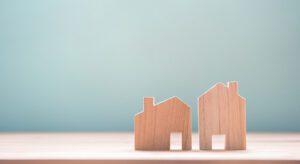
[155, 96, 190, 109]
[198, 81, 245, 101]
[135, 96, 190, 117]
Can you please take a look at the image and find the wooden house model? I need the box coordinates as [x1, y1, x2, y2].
[134, 97, 192, 150]
[198, 81, 246, 150]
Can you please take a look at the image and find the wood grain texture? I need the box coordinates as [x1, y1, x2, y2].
[0, 133, 299, 164]
[198, 81, 246, 150]
[135, 97, 192, 150]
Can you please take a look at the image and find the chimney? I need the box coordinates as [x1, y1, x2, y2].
[144, 97, 154, 111]
[228, 81, 238, 93]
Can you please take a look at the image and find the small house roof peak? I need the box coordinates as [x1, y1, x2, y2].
[155, 96, 190, 108]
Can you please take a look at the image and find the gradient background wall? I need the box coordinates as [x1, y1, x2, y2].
[0, 0, 299, 132]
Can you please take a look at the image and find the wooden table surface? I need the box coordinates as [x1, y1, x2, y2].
[0, 133, 299, 164]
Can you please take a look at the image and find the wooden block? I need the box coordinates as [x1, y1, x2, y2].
[198, 81, 246, 150]
[134, 97, 192, 150]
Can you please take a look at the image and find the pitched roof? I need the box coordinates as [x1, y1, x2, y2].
[198, 82, 245, 101]
[155, 96, 190, 109]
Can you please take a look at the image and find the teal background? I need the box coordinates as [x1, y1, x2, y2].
[0, 0, 299, 132]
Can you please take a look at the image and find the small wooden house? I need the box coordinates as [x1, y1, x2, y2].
[198, 81, 246, 150]
[134, 97, 192, 150]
